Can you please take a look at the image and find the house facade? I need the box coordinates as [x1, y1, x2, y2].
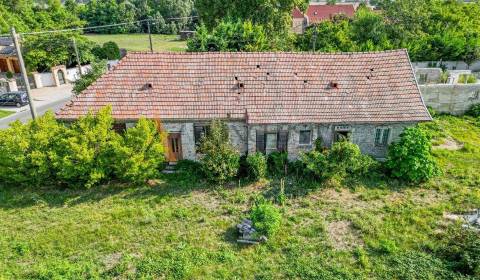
[57, 51, 431, 162]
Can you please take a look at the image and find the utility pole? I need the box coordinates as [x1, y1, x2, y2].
[147, 19, 153, 53]
[10, 27, 37, 120]
[72, 37, 82, 78]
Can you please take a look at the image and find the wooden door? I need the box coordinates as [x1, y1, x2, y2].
[167, 133, 182, 162]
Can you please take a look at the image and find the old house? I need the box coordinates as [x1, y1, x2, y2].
[292, 4, 356, 34]
[56, 50, 431, 162]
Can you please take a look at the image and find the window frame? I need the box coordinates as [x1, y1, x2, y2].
[265, 132, 278, 154]
[299, 129, 312, 145]
[374, 127, 391, 147]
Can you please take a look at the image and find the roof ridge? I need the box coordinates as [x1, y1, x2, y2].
[127, 49, 407, 56]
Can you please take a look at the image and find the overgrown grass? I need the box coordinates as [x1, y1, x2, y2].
[85, 33, 187, 52]
[0, 109, 13, 119]
[0, 116, 479, 279]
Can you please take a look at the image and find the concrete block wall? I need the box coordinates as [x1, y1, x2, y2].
[420, 84, 480, 115]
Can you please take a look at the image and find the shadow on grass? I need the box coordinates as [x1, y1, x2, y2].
[0, 171, 212, 210]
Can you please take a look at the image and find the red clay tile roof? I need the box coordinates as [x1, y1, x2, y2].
[57, 50, 431, 124]
[292, 4, 356, 23]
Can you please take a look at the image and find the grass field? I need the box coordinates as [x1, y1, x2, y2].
[0, 110, 13, 119]
[0, 116, 479, 279]
[86, 34, 187, 52]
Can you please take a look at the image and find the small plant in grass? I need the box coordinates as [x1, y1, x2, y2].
[245, 152, 267, 180]
[250, 198, 282, 237]
[199, 119, 240, 184]
[386, 126, 439, 183]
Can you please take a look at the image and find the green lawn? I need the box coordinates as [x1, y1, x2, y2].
[1, 116, 479, 279]
[0, 110, 13, 119]
[85, 33, 187, 52]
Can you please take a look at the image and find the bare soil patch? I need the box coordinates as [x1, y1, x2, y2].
[327, 220, 364, 250]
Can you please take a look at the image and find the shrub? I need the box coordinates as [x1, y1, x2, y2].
[458, 74, 477, 84]
[438, 227, 480, 277]
[314, 137, 323, 152]
[199, 119, 240, 183]
[245, 152, 267, 180]
[101, 41, 121, 60]
[267, 151, 289, 177]
[50, 106, 120, 188]
[300, 150, 329, 180]
[112, 118, 166, 184]
[250, 199, 281, 236]
[386, 126, 439, 183]
[466, 104, 480, 118]
[0, 112, 64, 187]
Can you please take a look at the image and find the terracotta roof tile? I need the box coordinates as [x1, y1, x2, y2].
[292, 4, 356, 23]
[57, 50, 431, 124]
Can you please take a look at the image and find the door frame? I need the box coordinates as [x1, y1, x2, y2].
[167, 132, 183, 162]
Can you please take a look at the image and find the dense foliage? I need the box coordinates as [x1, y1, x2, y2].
[297, 1, 480, 62]
[250, 199, 282, 236]
[73, 59, 107, 94]
[187, 21, 268, 52]
[0, 106, 166, 188]
[267, 152, 289, 177]
[92, 41, 121, 60]
[199, 120, 240, 183]
[466, 104, 480, 119]
[438, 227, 480, 277]
[23, 33, 97, 72]
[300, 141, 378, 181]
[245, 152, 267, 181]
[386, 126, 439, 183]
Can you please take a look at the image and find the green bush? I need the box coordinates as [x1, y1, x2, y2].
[199, 119, 240, 183]
[314, 137, 323, 152]
[466, 104, 480, 118]
[245, 152, 267, 180]
[250, 199, 281, 236]
[267, 151, 289, 177]
[102, 41, 121, 60]
[112, 118, 166, 184]
[438, 227, 480, 277]
[386, 126, 439, 183]
[50, 106, 121, 188]
[300, 141, 378, 181]
[0, 112, 64, 187]
[458, 74, 477, 84]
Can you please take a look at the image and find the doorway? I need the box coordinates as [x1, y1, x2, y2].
[58, 70, 66, 85]
[167, 133, 182, 162]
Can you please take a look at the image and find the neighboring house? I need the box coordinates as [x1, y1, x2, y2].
[56, 50, 431, 162]
[0, 38, 20, 74]
[292, 4, 356, 34]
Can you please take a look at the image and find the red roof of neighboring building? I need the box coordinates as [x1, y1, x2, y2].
[292, 4, 356, 23]
[57, 50, 431, 124]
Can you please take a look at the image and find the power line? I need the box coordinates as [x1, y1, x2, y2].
[0, 16, 198, 37]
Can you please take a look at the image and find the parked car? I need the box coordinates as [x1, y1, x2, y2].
[0, 91, 28, 107]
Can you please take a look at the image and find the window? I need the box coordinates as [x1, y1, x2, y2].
[265, 133, 278, 154]
[418, 73, 428, 84]
[375, 128, 390, 146]
[299, 130, 311, 145]
[194, 125, 209, 147]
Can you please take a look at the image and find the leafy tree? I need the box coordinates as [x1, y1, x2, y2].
[195, 0, 307, 35]
[92, 41, 121, 60]
[0, 112, 64, 187]
[73, 59, 107, 94]
[199, 119, 240, 184]
[112, 118, 167, 184]
[50, 106, 120, 188]
[23, 33, 97, 72]
[81, 0, 137, 34]
[386, 126, 439, 183]
[187, 21, 268, 52]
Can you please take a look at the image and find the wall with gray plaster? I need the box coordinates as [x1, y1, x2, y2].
[420, 84, 480, 115]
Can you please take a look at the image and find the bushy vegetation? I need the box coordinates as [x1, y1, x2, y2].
[73, 60, 107, 94]
[92, 41, 121, 60]
[466, 104, 480, 118]
[458, 74, 477, 84]
[297, 1, 480, 62]
[386, 127, 439, 183]
[187, 21, 268, 52]
[300, 141, 378, 181]
[245, 152, 267, 181]
[267, 152, 289, 177]
[199, 120, 240, 183]
[438, 227, 480, 277]
[249, 199, 281, 237]
[0, 106, 166, 188]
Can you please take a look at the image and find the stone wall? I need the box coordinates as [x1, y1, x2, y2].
[415, 68, 443, 84]
[248, 122, 412, 160]
[412, 60, 480, 72]
[420, 84, 480, 115]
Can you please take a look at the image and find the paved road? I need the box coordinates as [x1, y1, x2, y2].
[0, 85, 73, 129]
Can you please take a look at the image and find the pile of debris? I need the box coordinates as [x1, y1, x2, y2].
[444, 209, 480, 232]
[236, 219, 268, 244]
